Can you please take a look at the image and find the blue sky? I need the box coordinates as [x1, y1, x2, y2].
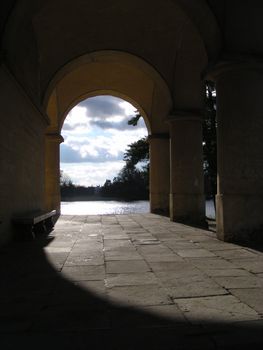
[60, 96, 148, 186]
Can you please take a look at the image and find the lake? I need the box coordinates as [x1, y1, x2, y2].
[61, 200, 150, 215]
[61, 199, 216, 219]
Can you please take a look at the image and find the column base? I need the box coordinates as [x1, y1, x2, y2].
[217, 194, 263, 242]
[150, 193, 169, 216]
[170, 193, 206, 227]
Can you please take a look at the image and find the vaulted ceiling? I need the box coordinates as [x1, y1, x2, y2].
[1, 0, 262, 114]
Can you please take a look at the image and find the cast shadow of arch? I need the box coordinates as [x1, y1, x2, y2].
[0, 234, 262, 350]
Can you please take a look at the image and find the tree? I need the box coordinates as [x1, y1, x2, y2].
[123, 136, 149, 167]
[100, 135, 150, 199]
[60, 170, 74, 188]
[127, 112, 142, 127]
[203, 82, 217, 201]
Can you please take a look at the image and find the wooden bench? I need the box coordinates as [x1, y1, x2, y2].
[12, 210, 57, 240]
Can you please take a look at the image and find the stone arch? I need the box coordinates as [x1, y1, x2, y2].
[44, 50, 173, 135]
[44, 50, 173, 213]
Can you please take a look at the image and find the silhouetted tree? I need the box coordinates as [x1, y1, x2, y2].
[123, 136, 149, 166]
[101, 137, 149, 200]
[203, 82, 217, 201]
[60, 170, 97, 199]
[60, 170, 74, 187]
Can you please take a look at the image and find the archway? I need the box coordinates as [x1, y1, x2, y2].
[60, 94, 150, 215]
[44, 51, 172, 216]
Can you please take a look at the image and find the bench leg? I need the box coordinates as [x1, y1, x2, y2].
[34, 222, 47, 235]
[45, 217, 54, 232]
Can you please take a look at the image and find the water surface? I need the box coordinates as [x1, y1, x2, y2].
[61, 199, 215, 218]
[61, 200, 150, 215]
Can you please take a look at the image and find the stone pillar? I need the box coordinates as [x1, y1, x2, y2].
[208, 60, 263, 242]
[168, 113, 205, 226]
[45, 133, 64, 214]
[149, 133, 170, 216]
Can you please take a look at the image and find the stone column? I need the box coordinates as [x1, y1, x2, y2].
[45, 133, 64, 214]
[208, 59, 263, 242]
[149, 133, 170, 216]
[168, 113, 205, 226]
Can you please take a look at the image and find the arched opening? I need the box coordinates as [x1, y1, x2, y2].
[44, 51, 172, 216]
[203, 83, 217, 226]
[59, 94, 150, 215]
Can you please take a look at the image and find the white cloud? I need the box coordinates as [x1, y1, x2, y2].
[60, 161, 125, 187]
[119, 100, 137, 116]
[63, 106, 91, 131]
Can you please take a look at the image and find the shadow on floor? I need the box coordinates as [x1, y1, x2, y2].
[0, 234, 262, 350]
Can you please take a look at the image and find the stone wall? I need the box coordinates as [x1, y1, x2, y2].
[0, 66, 48, 245]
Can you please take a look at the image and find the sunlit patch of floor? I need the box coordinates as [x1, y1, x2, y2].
[46, 214, 263, 323]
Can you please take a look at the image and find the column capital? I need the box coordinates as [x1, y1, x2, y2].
[148, 133, 170, 140]
[205, 54, 263, 81]
[46, 133, 64, 143]
[167, 110, 203, 123]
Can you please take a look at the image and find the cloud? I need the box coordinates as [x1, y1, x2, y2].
[60, 144, 83, 163]
[78, 95, 136, 119]
[62, 96, 147, 134]
[60, 161, 125, 186]
[60, 95, 148, 185]
[89, 117, 145, 131]
[61, 143, 124, 163]
[62, 122, 89, 131]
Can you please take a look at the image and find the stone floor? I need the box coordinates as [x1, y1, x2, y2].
[1, 213, 263, 349]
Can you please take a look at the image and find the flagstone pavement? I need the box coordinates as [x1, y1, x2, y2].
[1, 213, 263, 349]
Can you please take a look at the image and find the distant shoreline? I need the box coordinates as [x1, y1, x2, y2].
[61, 196, 149, 202]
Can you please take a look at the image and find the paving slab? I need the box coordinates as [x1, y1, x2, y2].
[202, 268, 251, 277]
[197, 241, 240, 251]
[213, 249, 258, 259]
[142, 254, 184, 262]
[104, 239, 134, 249]
[151, 232, 184, 240]
[213, 275, 263, 289]
[136, 245, 172, 255]
[176, 295, 260, 324]
[103, 234, 130, 240]
[64, 256, 104, 266]
[104, 253, 143, 261]
[188, 257, 237, 270]
[148, 261, 193, 272]
[104, 248, 138, 258]
[154, 263, 205, 279]
[163, 278, 228, 299]
[176, 248, 217, 258]
[107, 285, 172, 306]
[61, 265, 105, 281]
[106, 259, 150, 273]
[167, 241, 201, 250]
[230, 258, 263, 273]
[229, 288, 263, 314]
[105, 272, 158, 287]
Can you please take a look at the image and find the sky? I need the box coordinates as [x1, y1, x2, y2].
[60, 96, 148, 187]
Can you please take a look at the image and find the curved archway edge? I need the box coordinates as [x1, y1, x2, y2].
[44, 50, 173, 135]
[60, 89, 151, 134]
